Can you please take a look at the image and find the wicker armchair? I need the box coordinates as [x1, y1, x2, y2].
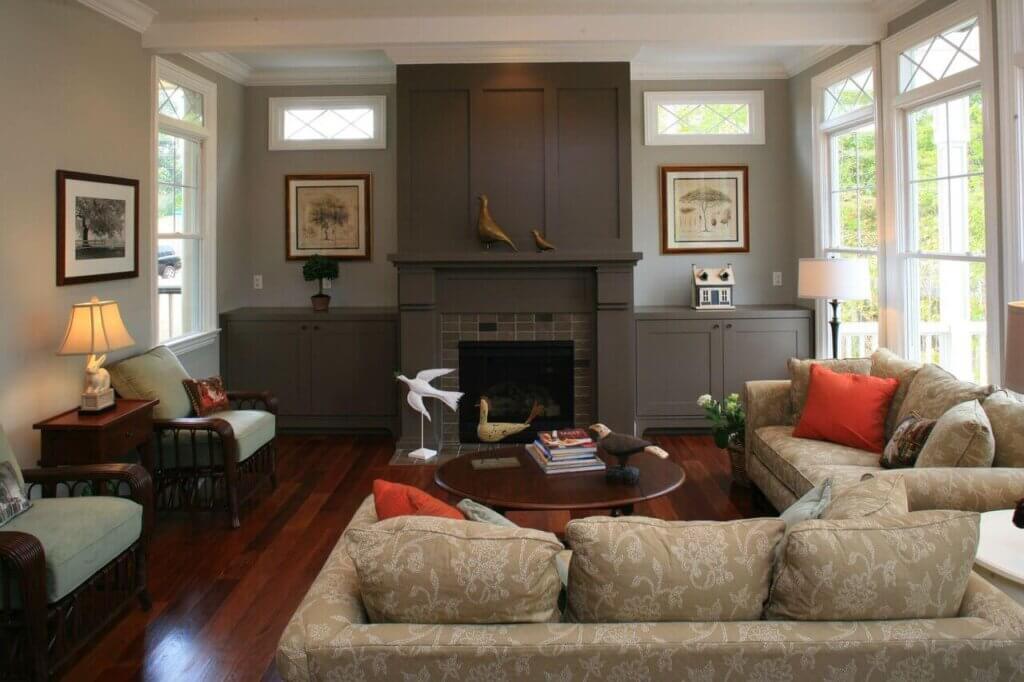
[0, 462, 152, 682]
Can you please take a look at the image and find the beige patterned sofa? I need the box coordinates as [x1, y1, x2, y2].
[277, 495, 1024, 681]
[744, 352, 1024, 513]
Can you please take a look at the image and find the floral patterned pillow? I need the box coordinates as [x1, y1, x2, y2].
[0, 462, 31, 527]
[881, 414, 937, 468]
[182, 377, 230, 417]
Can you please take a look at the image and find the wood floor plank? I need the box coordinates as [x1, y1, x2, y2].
[61, 433, 765, 681]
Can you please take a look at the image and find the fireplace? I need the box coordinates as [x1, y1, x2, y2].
[458, 341, 574, 443]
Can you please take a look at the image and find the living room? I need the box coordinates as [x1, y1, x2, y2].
[2, 0, 1024, 679]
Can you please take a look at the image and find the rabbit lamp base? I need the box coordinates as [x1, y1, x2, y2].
[80, 353, 115, 413]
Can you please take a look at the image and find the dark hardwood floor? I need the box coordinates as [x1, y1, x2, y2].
[62, 433, 769, 681]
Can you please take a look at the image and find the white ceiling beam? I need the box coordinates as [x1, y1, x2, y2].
[142, 11, 882, 52]
[77, 0, 157, 33]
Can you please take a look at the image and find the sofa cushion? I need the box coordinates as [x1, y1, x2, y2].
[983, 390, 1024, 468]
[751, 426, 881, 497]
[372, 479, 463, 521]
[565, 516, 784, 622]
[345, 515, 562, 624]
[793, 364, 898, 453]
[158, 409, 275, 467]
[870, 349, 923, 439]
[788, 357, 871, 424]
[896, 363, 992, 424]
[109, 345, 193, 420]
[767, 510, 979, 621]
[2, 497, 142, 603]
[916, 400, 995, 468]
[820, 474, 909, 520]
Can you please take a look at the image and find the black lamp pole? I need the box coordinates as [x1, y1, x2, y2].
[829, 299, 841, 359]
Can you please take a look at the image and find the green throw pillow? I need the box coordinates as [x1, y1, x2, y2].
[457, 498, 518, 528]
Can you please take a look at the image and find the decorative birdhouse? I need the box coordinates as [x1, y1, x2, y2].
[692, 265, 736, 310]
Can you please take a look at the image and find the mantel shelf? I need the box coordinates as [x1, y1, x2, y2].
[387, 251, 643, 266]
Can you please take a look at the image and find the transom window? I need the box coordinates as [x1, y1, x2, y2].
[824, 68, 874, 121]
[269, 96, 386, 150]
[157, 78, 204, 125]
[899, 17, 980, 93]
[644, 91, 765, 145]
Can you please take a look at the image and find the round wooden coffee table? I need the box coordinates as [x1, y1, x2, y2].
[434, 445, 685, 517]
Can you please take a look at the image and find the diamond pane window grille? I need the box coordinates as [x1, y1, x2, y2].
[657, 103, 750, 136]
[283, 107, 375, 141]
[824, 68, 874, 121]
[158, 79, 204, 125]
[899, 17, 980, 93]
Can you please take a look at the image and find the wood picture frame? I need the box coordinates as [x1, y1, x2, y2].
[285, 173, 372, 260]
[57, 170, 140, 285]
[660, 165, 750, 254]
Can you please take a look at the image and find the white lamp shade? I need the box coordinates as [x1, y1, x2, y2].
[57, 297, 135, 356]
[798, 258, 872, 301]
[1006, 302, 1024, 393]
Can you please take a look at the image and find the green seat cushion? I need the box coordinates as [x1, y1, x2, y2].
[3, 497, 142, 603]
[109, 345, 193, 420]
[0, 424, 24, 488]
[158, 410, 275, 468]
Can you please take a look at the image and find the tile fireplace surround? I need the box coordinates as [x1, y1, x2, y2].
[389, 252, 641, 452]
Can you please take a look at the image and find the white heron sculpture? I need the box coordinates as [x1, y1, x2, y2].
[397, 368, 464, 460]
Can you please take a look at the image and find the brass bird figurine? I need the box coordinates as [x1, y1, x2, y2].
[477, 195, 518, 251]
[476, 396, 542, 442]
[531, 229, 556, 252]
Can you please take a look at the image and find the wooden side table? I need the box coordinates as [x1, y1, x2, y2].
[33, 399, 159, 476]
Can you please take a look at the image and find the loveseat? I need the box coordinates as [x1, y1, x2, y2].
[277, 495, 1024, 681]
[745, 350, 1024, 513]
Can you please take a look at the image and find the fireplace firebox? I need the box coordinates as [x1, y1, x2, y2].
[458, 341, 574, 443]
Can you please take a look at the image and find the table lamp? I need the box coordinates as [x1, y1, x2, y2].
[798, 257, 871, 359]
[57, 296, 135, 412]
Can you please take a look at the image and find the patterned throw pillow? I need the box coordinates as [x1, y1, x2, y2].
[182, 376, 230, 417]
[916, 400, 996, 468]
[983, 391, 1024, 468]
[881, 414, 937, 468]
[0, 462, 31, 527]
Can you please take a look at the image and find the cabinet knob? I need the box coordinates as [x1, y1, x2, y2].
[712, 324, 720, 330]
[313, 325, 320, 331]
[300, 325, 308, 331]
[726, 323, 733, 329]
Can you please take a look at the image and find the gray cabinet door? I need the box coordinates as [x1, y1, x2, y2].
[723, 318, 810, 396]
[635, 319, 723, 417]
[309, 321, 398, 416]
[223, 321, 310, 416]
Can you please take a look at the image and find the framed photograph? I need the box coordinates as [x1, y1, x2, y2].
[57, 170, 139, 285]
[660, 165, 749, 254]
[285, 173, 372, 260]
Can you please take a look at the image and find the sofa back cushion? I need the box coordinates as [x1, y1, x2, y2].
[788, 357, 871, 424]
[983, 391, 1024, 468]
[820, 474, 909, 520]
[792, 364, 899, 453]
[345, 515, 562, 624]
[108, 345, 193, 420]
[565, 516, 784, 622]
[767, 510, 979, 621]
[870, 349, 923, 439]
[895, 363, 992, 424]
[916, 400, 995, 468]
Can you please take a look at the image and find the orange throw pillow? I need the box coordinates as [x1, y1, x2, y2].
[372, 479, 465, 521]
[793, 364, 899, 454]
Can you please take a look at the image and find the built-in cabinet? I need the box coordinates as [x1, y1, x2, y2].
[635, 306, 813, 433]
[220, 308, 399, 433]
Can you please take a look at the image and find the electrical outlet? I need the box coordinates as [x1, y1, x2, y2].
[322, 278, 332, 290]
[253, 274, 263, 290]
[772, 271, 783, 287]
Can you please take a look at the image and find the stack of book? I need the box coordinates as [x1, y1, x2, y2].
[526, 429, 606, 474]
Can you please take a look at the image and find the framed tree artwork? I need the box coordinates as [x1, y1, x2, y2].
[57, 170, 140, 285]
[660, 165, 749, 254]
[285, 173, 372, 260]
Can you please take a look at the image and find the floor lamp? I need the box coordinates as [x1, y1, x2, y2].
[798, 258, 871, 359]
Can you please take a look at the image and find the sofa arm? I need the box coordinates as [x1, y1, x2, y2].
[888, 467, 1024, 513]
[743, 380, 792, 449]
[153, 417, 240, 470]
[0, 531, 48, 678]
[959, 570, 1024, 638]
[227, 390, 278, 416]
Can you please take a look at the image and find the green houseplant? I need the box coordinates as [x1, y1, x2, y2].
[697, 393, 749, 486]
[302, 254, 339, 312]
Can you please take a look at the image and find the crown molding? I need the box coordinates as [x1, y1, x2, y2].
[246, 67, 397, 86]
[631, 61, 789, 81]
[76, 0, 156, 33]
[184, 52, 253, 84]
[781, 45, 848, 77]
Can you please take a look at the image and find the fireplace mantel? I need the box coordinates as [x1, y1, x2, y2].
[388, 252, 643, 267]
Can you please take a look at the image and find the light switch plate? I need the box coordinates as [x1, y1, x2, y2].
[253, 274, 263, 290]
[772, 272, 783, 287]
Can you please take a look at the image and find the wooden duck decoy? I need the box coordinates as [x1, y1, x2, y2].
[476, 396, 542, 442]
[531, 229, 556, 252]
[477, 195, 518, 251]
[588, 423, 669, 484]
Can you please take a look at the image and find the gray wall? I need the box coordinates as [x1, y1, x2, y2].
[632, 79, 796, 305]
[0, 0, 153, 467]
[242, 85, 398, 307]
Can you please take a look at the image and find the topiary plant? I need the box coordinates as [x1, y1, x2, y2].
[302, 255, 339, 311]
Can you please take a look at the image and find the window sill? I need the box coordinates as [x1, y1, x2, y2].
[164, 329, 220, 357]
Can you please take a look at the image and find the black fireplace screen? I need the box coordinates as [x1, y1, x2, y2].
[458, 341, 574, 443]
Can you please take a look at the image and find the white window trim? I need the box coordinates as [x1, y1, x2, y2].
[998, 0, 1024, 314]
[643, 90, 766, 146]
[811, 47, 884, 358]
[880, 0, 1001, 380]
[152, 57, 218, 355]
[268, 95, 387, 150]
